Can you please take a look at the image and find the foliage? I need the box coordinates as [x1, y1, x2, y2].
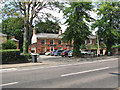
[0, 49, 30, 64]
[2, 40, 17, 49]
[35, 19, 61, 34]
[2, 17, 24, 51]
[1, 49, 20, 63]
[61, 2, 94, 57]
[112, 45, 120, 49]
[92, 2, 120, 53]
[80, 44, 86, 49]
[2, 2, 62, 54]
[86, 44, 92, 51]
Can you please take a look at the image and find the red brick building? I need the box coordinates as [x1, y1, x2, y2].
[29, 27, 98, 54]
[29, 27, 72, 54]
[85, 35, 97, 45]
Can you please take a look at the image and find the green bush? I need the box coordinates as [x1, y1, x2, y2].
[112, 45, 120, 49]
[0, 49, 30, 64]
[2, 40, 17, 49]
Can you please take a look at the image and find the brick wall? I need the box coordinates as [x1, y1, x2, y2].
[29, 38, 72, 54]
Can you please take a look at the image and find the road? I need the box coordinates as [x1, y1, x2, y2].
[1, 57, 119, 88]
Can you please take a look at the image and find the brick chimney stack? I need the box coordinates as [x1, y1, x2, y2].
[33, 26, 36, 35]
[59, 28, 62, 34]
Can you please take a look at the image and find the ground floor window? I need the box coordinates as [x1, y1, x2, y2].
[41, 47, 45, 52]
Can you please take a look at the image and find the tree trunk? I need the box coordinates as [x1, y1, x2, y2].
[73, 39, 81, 57]
[23, 15, 29, 54]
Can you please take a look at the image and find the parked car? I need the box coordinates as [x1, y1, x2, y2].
[45, 52, 51, 56]
[54, 50, 64, 56]
[61, 50, 69, 57]
[81, 50, 88, 55]
[68, 50, 73, 57]
[51, 50, 56, 56]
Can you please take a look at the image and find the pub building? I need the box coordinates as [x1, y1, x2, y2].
[28, 27, 72, 54]
[28, 27, 106, 55]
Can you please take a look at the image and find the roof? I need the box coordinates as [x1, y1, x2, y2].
[0, 33, 7, 37]
[36, 33, 96, 39]
[36, 33, 62, 39]
[10, 38, 19, 41]
[87, 35, 96, 39]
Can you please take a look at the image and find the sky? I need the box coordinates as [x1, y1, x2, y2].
[1, 1, 98, 35]
[35, 3, 97, 35]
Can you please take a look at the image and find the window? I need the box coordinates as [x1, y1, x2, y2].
[89, 40, 92, 44]
[85, 40, 87, 44]
[41, 47, 45, 52]
[58, 40, 61, 45]
[41, 40, 45, 45]
[50, 40, 54, 45]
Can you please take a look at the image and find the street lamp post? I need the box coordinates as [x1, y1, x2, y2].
[97, 35, 100, 56]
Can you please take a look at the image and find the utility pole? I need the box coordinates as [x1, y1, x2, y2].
[97, 34, 100, 56]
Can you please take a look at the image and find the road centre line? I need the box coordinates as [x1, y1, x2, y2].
[0, 82, 18, 87]
[61, 67, 109, 77]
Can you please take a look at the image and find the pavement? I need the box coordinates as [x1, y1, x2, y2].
[0, 55, 119, 69]
[1, 56, 119, 88]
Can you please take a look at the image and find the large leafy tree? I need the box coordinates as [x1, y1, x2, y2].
[2, 1, 61, 54]
[62, 2, 94, 57]
[35, 19, 61, 34]
[2, 17, 24, 51]
[92, 2, 120, 54]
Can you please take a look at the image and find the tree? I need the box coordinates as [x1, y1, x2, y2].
[2, 1, 61, 54]
[35, 19, 61, 34]
[92, 2, 120, 54]
[2, 17, 24, 51]
[2, 40, 17, 49]
[61, 2, 94, 57]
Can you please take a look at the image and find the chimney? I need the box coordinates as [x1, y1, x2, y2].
[33, 26, 36, 35]
[12, 36, 15, 38]
[59, 28, 62, 34]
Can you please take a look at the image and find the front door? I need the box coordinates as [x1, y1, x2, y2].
[50, 47, 54, 51]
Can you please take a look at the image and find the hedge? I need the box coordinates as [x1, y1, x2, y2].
[0, 49, 31, 64]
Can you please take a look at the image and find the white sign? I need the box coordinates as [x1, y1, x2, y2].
[31, 34, 37, 44]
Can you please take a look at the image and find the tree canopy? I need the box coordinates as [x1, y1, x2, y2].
[2, 17, 24, 51]
[35, 19, 61, 34]
[62, 2, 94, 57]
[2, 1, 61, 54]
[92, 2, 120, 53]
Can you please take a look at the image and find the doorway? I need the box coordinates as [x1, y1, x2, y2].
[50, 47, 54, 51]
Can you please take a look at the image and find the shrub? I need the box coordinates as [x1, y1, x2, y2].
[2, 40, 17, 49]
[0, 49, 30, 64]
[1, 49, 20, 63]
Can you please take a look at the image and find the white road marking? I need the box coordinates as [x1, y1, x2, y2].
[0, 68, 17, 72]
[61, 67, 109, 77]
[1, 58, 118, 72]
[0, 82, 18, 87]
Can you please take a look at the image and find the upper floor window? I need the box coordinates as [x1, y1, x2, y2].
[58, 40, 61, 45]
[85, 40, 87, 44]
[89, 40, 92, 44]
[50, 40, 54, 45]
[41, 40, 45, 45]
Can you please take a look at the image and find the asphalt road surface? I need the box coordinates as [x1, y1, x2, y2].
[1, 57, 119, 88]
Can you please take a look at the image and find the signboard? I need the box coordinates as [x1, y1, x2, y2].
[48, 44, 56, 46]
[31, 34, 37, 44]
